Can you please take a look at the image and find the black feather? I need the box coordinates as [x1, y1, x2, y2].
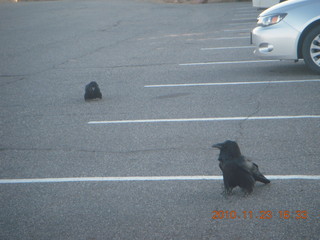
[84, 81, 102, 101]
[212, 140, 270, 195]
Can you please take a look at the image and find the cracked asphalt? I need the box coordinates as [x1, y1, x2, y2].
[1, 0, 320, 239]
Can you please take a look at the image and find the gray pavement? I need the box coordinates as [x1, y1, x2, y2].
[1, 0, 319, 239]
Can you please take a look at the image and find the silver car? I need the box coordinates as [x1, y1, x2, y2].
[252, 0, 320, 74]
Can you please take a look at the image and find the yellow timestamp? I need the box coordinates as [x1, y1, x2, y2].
[211, 210, 308, 220]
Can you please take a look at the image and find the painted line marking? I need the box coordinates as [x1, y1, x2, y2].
[236, 11, 258, 14]
[1, 175, 320, 184]
[228, 23, 254, 26]
[88, 115, 320, 125]
[179, 60, 279, 66]
[144, 79, 320, 88]
[136, 31, 249, 41]
[232, 18, 257, 21]
[201, 46, 255, 50]
[136, 28, 253, 41]
[136, 32, 206, 40]
[235, 13, 258, 16]
[217, 36, 249, 40]
[189, 36, 249, 41]
[223, 29, 252, 32]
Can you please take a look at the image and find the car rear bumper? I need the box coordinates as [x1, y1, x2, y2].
[252, 21, 300, 60]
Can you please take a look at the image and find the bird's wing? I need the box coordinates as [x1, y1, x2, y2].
[223, 160, 255, 193]
[244, 157, 270, 184]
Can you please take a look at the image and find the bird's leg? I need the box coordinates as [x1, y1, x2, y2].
[241, 187, 253, 197]
[222, 185, 233, 197]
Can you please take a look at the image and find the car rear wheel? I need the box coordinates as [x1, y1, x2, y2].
[302, 26, 320, 74]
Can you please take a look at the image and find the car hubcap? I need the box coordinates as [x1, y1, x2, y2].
[310, 34, 320, 66]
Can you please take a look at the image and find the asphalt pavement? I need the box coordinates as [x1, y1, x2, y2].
[0, 0, 319, 239]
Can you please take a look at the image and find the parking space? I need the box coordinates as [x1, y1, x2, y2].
[1, 0, 319, 239]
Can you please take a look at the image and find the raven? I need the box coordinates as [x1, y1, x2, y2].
[84, 81, 102, 101]
[212, 140, 270, 195]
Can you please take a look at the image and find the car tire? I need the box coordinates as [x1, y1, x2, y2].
[302, 26, 320, 74]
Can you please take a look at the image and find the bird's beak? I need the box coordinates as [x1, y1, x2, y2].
[212, 143, 222, 149]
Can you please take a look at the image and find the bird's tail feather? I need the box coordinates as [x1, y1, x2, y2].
[255, 174, 270, 184]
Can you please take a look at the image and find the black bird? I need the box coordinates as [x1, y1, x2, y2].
[212, 140, 270, 195]
[84, 81, 102, 101]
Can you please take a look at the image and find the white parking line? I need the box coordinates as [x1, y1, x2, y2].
[191, 36, 249, 41]
[88, 115, 320, 125]
[236, 10, 258, 14]
[235, 13, 258, 17]
[179, 60, 279, 66]
[1, 175, 320, 184]
[144, 79, 320, 88]
[215, 36, 250, 40]
[228, 22, 254, 26]
[223, 29, 252, 32]
[232, 18, 257, 21]
[201, 46, 255, 50]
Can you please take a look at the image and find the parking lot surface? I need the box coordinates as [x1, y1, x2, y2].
[0, 0, 319, 239]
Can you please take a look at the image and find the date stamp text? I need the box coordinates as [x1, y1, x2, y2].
[211, 210, 309, 220]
